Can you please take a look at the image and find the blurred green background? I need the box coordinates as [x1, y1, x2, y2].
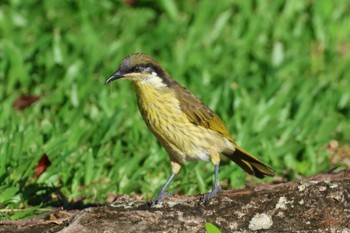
[1, 0, 349, 219]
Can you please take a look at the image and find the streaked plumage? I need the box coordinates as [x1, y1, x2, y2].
[106, 53, 275, 205]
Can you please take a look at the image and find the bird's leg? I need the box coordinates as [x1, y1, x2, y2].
[148, 172, 176, 206]
[201, 163, 221, 203]
[148, 162, 181, 206]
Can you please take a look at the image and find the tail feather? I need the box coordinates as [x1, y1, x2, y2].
[224, 146, 275, 179]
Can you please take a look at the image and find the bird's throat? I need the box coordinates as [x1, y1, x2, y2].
[133, 81, 181, 122]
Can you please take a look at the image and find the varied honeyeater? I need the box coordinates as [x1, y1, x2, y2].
[106, 53, 275, 206]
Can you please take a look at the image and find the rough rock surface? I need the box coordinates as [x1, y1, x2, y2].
[1, 170, 349, 233]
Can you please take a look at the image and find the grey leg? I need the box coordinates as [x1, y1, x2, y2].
[148, 172, 176, 206]
[201, 164, 221, 203]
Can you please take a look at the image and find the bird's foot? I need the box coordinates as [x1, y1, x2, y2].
[201, 185, 221, 204]
[148, 192, 173, 207]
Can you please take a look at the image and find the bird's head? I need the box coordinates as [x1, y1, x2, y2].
[106, 53, 172, 87]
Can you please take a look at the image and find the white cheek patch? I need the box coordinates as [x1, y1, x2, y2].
[140, 73, 167, 88]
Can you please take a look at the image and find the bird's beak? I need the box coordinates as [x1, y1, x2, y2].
[105, 70, 124, 84]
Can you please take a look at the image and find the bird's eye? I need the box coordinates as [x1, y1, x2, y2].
[133, 66, 143, 72]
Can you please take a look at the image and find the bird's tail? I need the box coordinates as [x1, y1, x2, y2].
[224, 146, 275, 179]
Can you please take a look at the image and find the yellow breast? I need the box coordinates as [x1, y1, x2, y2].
[133, 81, 230, 164]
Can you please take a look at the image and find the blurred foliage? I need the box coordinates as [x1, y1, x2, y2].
[0, 0, 349, 219]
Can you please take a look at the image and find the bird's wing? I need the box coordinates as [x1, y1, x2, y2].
[174, 83, 233, 142]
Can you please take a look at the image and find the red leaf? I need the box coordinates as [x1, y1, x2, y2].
[12, 95, 40, 110]
[35, 153, 51, 178]
[124, 0, 136, 7]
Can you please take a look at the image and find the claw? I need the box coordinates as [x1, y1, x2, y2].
[148, 192, 173, 206]
[201, 185, 221, 204]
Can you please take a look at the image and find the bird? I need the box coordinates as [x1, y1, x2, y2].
[106, 53, 275, 206]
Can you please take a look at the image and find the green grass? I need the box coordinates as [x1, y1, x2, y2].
[1, 0, 350, 219]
